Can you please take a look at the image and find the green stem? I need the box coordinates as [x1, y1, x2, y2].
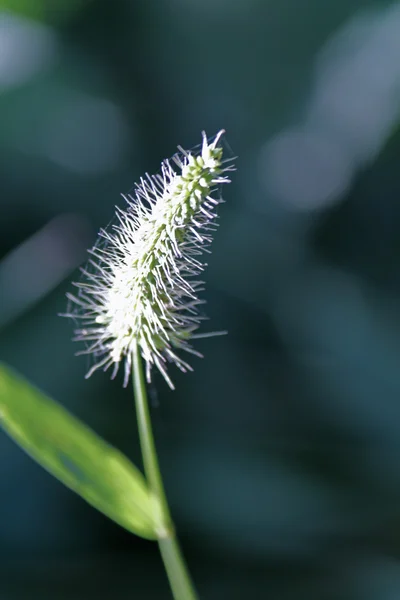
[132, 343, 199, 600]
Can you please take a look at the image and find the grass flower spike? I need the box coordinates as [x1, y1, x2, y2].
[67, 130, 232, 389]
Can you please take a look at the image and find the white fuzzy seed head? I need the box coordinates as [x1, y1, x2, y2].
[65, 130, 233, 389]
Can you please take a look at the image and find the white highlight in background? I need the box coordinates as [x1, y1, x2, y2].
[0, 13, 57, 88]
[260, 3, 400, 211]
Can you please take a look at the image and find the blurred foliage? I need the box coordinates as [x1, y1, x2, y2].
[0, 0, 88, 23]
[2, 0, 400, 598]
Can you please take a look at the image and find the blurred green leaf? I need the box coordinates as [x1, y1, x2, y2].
[0, 363, 157, 540]
[0, 0, 87, 23]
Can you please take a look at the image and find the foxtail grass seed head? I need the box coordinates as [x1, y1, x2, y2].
[65, 131, 234, 389]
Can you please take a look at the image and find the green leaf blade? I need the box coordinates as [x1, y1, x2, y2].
[0, 363, 157, 540]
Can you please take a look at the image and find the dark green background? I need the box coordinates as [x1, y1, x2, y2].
[1, 0, 400, 598]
